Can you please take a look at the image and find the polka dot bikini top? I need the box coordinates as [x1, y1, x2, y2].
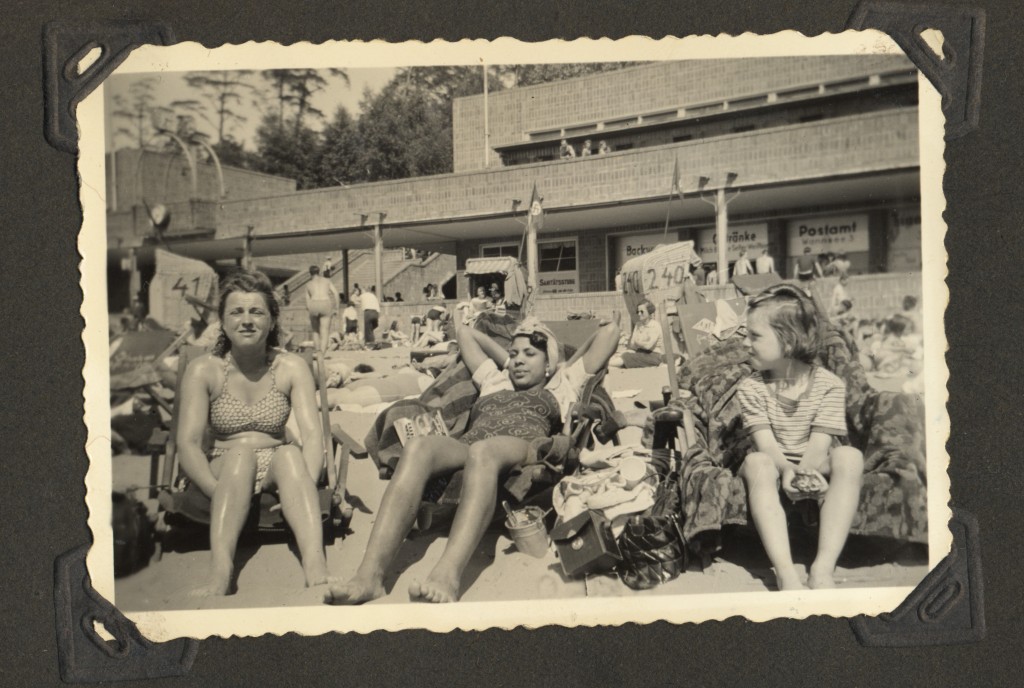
[209, 355, 291, 437]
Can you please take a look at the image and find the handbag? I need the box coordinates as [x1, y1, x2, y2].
[615, 473, 687, 590]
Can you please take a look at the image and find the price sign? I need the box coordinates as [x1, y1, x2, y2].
[619, 241, 700, 325]
[149, 248, 218, 329]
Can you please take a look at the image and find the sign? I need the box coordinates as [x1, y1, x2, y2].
[612, 231, 671, 274]
[537, 270, 579, 294]
[149, 248, 218, 330]
[696, 223, 769, 262]
[619, 241, 700, 326]
[787, 214, 869, 255]
[889, 208, 922, 272]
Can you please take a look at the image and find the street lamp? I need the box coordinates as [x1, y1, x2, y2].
[697, 172, 741, 285]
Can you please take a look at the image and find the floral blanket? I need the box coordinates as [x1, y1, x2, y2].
[643, 326, 928, 549]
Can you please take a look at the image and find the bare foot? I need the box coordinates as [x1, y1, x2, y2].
[808, 566, 837, 589]
[323, 576, 385, 605]
[408, 579, 459, 603]
[774, 566, 806, 591]
[303, 557, 331, 588]
[188, 565, 234, 597]
[408, 572, 460, 603]
[188, 574, 234, 598]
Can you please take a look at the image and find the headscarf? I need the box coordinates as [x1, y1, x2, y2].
[511, 317, 561, 377]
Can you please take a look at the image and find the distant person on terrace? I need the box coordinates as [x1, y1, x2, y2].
[559, 139, 576, 160]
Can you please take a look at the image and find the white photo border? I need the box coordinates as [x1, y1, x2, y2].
[80, 32, 951, 641]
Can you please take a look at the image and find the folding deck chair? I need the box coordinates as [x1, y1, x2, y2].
[148, 347, 352, 556]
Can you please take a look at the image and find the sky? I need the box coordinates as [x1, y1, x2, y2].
[104, 67, 397, 151]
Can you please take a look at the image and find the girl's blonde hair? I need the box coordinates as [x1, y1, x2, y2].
[747, 284, 822, 364]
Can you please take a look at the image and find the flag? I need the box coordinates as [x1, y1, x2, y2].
[528, 183, 544, 231]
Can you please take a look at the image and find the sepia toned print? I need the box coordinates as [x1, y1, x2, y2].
[80, 34, 950, 640]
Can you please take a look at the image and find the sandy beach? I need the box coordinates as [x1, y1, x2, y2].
[112, 350, 927, 612]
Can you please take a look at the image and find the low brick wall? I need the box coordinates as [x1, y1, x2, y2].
[278, 272, 921, 343]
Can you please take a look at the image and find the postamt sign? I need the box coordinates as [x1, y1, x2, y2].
[787, 214, 869, 255]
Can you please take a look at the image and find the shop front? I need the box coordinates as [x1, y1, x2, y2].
[786, 213, 871, 275]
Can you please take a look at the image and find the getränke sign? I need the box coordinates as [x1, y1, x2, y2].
[696, 223, 768, 262]
[786, 214, 869, 255]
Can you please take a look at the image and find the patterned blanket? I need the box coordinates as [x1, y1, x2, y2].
[643, 325, 928, 549]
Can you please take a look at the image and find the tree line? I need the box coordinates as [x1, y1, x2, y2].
[110, 64, 640, 191]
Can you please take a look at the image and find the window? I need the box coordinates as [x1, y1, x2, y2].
[538, 240, 577, 272]
[732, 124, 756, 133]
[672, 134, 693, 142]
[481, 244, 519, 259]
[615, 143, 634, 151]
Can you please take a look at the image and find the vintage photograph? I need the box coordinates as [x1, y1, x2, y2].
[81, 35, 949, 639]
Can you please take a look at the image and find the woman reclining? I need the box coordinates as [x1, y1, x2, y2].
[326, 316, 620, 604]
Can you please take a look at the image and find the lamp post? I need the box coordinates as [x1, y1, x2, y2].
[697, 172, 740, 285]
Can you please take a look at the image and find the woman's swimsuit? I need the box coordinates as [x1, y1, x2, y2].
[208, 355, 292, 493]
[459, 387, 561, 447]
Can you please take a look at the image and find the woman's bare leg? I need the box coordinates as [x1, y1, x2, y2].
[809, 447, 864, 589]
[191, 448, 256, 597]
[410, 437, 530, 603]
[266, 445, 329, 587]
[740, 452, 803, 591]
[325, 436, 470, 604]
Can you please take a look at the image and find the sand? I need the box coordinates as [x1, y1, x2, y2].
[112, 355, 927, 612]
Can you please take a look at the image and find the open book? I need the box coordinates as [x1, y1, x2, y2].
[393, 409, 450, 446]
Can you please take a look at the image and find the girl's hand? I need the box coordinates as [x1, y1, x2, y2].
[791, 467, 828, 499]
[781, 466, 801, 502]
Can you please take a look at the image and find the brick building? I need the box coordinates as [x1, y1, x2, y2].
[107, 56, 922, 328]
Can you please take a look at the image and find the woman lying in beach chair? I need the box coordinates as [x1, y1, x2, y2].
[161, 270, 342, 597]
[327, 315, 620, 604]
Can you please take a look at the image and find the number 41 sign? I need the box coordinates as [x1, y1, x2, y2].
[619, 241, 701, 325]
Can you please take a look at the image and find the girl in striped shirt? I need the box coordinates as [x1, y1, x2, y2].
[737, 285, 864, 590]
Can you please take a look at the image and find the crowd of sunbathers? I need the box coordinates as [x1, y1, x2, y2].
[135, 266, 922, 602]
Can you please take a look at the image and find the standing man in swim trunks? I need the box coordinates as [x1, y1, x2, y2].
[305, 265, 338, 354]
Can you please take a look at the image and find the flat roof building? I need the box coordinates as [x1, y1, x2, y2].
[107, 55, 921, 316]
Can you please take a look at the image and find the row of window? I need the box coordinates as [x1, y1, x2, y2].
[480, 240, 578, 272]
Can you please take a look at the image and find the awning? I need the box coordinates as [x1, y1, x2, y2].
[465, 256, 521, 275]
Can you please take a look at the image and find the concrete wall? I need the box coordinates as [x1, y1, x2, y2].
[453, 56, 914, 172]
[212, 109, 918, 242]
[107, 149, 296, 210]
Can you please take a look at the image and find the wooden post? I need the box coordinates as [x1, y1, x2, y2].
[716, 187, 729, 285]
[526, 209, 539, 294]
[373, 213, 385, 299]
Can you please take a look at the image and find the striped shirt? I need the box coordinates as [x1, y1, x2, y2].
[736, 366, 848, 458]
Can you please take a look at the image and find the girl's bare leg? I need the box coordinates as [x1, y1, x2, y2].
[410, 437, 530, 603]
[740, 452, 803, 591]
[325, 436, 470, 604]
[191, 448, 256, 597]
[266, 445, 329, 587]
[809, 447, 864, 589]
